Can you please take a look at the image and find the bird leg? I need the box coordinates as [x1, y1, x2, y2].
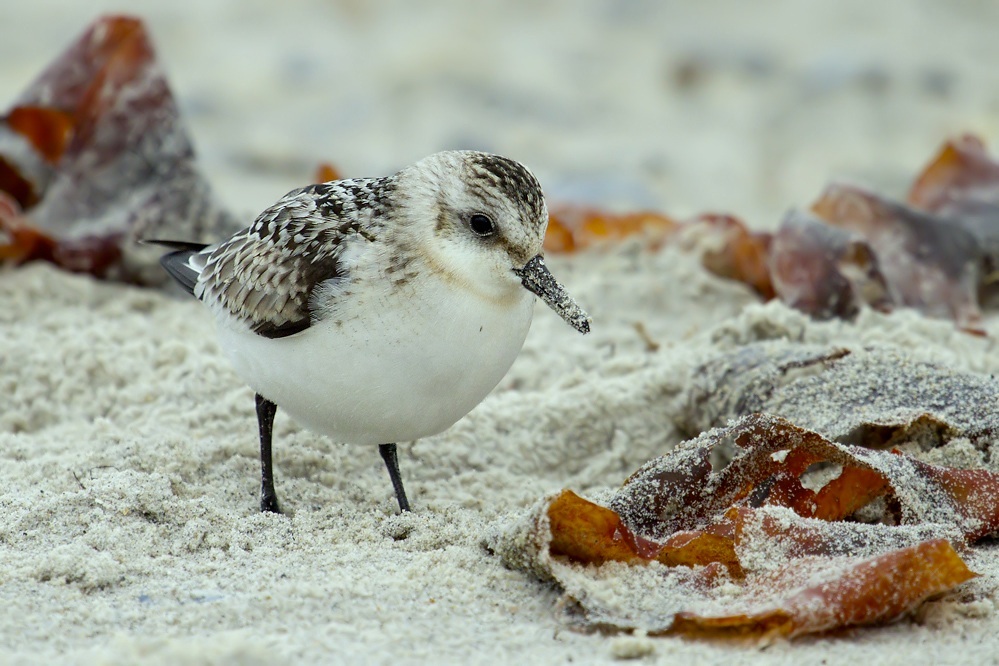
[379, 443, 410, 512]
[255, 393, 280, 513]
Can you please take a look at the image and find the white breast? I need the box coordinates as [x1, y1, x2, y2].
[213, 271, 535, 446]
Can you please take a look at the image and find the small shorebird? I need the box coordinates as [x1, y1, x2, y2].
[153, 151, 590, 513]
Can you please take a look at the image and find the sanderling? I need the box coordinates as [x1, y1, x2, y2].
[152, 151, 590, 513]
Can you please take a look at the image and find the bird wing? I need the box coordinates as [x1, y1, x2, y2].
[154, 241, 211, 295]
[196, 181, 382, 339]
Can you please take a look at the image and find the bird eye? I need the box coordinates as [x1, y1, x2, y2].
[468, 213, 496, 237]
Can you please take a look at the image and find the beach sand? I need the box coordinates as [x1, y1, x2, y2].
[4, 2, 999, 663]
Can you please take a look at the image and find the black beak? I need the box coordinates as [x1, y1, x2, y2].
[513, 255, 591, 334]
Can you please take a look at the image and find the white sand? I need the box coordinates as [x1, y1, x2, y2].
[4, 2, 999, 663]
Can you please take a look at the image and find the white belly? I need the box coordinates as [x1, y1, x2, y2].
[213, 275, 535, 445]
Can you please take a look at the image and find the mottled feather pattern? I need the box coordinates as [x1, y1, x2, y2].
[196, 178, 392, 338]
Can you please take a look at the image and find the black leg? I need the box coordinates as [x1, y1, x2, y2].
[379, 443, 410, 512]
[255, 393, 280, 513]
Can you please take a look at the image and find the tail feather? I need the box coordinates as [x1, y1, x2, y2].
[143, 239, 209, 296]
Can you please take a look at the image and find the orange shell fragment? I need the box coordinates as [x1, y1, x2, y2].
[657, 519, 743, 579]
[769, 209, 892, 320]
[0, 15, 238, 283]
[547, 490, 660, 564]
[689, 214, 775, 299]
[0, 193, 54, 263]
[811, 183, 984, 333]
[544, 204, 678, 253]
[313, 161, 343, 183]
[536, 414, 998, 639]
[6, 106, 75, 165]
[908, 134, 999, 212]
[672, 539, 975, 639]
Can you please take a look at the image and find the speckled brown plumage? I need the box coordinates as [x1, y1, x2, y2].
[196, 178, 392, 338]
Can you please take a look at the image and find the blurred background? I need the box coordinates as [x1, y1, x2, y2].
[4, 0, 998, 227]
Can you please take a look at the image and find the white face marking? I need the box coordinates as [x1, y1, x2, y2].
[387, 151, 549, 304]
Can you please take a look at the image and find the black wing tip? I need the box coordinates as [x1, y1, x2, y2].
[252, 319, 312, 339]
[145, 240, 208, 296]
[141, 239, 209, 252]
